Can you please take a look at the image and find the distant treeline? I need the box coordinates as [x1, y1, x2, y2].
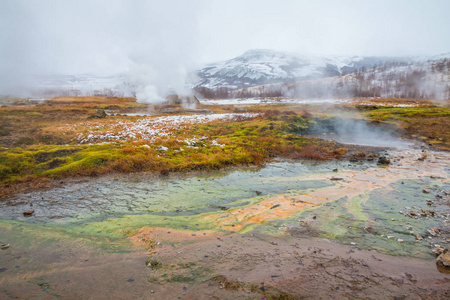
[195, 59, 450, 99]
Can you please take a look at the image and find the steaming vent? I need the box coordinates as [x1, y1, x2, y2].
[165, 94, 200, 109]
[308, 117, 412, 149]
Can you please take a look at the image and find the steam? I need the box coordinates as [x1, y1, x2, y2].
[128, 52, 191, 104]
[308, 116, 412, 149]
[122, 1, 201, 104]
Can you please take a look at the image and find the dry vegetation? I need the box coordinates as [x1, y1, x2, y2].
[0, 97, 346, 199]
[2, 96, 448, 199]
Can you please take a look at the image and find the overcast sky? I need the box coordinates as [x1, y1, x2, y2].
[0, 0, 449, 95]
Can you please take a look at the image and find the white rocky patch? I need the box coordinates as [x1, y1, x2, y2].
[71, 113, 258, 144]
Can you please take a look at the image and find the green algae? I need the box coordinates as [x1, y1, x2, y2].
[1, 158, 446, 261]
[284, 178, 450, 259]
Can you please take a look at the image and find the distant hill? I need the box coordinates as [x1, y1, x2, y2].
[193, 50, 450, 99]
[193, 49, 412, 90]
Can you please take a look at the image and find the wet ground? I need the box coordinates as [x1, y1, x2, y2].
[1, 125, 450, 298]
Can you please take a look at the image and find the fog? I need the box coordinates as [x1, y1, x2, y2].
[1, 0, 449, 99]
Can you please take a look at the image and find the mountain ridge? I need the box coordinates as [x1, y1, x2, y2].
[194, 49, 449, 90]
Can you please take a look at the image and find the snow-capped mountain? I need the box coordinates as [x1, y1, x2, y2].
[218, 57, 450, 100]
[194, 49, 410, 89]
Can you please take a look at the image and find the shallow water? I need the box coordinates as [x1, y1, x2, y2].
[1, 148, 448, 259]
[0, 161, 341, 224]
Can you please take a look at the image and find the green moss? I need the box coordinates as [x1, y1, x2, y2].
[25, 112, 42, 116]
[1, 113, 344, 193]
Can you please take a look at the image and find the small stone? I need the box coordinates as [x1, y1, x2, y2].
[351, 242, 356, 245]
[421, 208, 435, 216]
[436, 249, 450, 268]
[330, 177, 344, 181]
[364, 226, 374, 233]
[23, 209, 34, 216]
[427, 227, 440, 236]
[432, 247, 445, 256]
[423, 188, 430, 194]
[270, 204, 281, 209]
[255, 191, 262, 196]
[397, 239, 404, 243]
[377, 156, 390, 165]
[408, 211, 420, 218]
[1, 244, 10, 250]
[418, 152, 427, 161]
[387, 236, 394, 239]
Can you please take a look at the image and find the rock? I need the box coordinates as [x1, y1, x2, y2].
[421, 208, 435, 216]
[427, 227, 440, 236]
[255, 190, 262, 196]
[91, 109, 106, 119]
[432, 247, 445, 256]
[415, 234, 423, 240]
[364, 226, 374, 233]
[332, 168, 338, 172]
[270, 204, 281, 209]
[1, 244, 10, 250]
[418, 152, 427, 161]
[23, 209, 34, 216]
[330, 177, 344, 181]
[408, 211, 420, 218]
[423, 188, 430, 194]
[436, 249, 450, 268]
[397, 239, 404, 243]
[377, 156, 390, 165]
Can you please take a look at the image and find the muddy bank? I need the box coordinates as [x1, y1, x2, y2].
[0, 229, 449, 299]
[149, 233, 450, 300]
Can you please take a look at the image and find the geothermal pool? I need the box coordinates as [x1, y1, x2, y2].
[0, 144, 449, 298]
